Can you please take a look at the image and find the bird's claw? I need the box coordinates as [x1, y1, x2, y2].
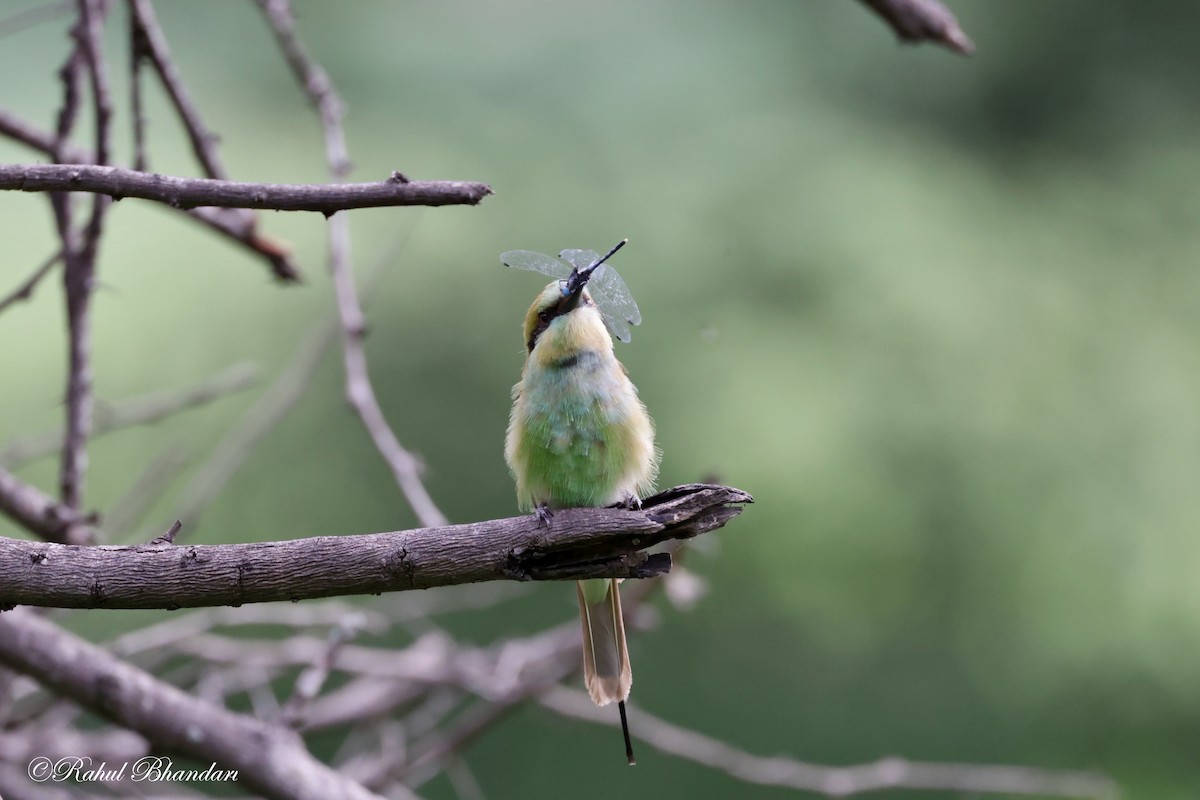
[534, 504, 554, 527]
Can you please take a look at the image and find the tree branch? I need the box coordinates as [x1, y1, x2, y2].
[857, 0, 974, 54]
[256, 0, 351, 177]
[0, 465, 97, 544]
[255, 0, 448, 528]
[57, 0, 113, 527]
[0, 484, 750, 609]
[541, 687, 1116, 799]
[0, 249, 62, 314]
[0, 607, 391, 800]
[0, 104, 303, 280]
[126, 0, 230, 180]
[0, 163, 493, 212]
[0, 361, 259, 468]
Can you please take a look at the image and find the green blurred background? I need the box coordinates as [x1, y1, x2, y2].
[3, 1, 1200, 797]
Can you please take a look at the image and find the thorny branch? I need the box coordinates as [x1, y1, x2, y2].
[256, 0, 449, 528]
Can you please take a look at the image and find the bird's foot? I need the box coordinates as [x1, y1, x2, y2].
[622, 496, 643, 511]
[534, 503, 554, 527]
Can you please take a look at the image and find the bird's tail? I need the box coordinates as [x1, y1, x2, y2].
[577, 578, 631, 705]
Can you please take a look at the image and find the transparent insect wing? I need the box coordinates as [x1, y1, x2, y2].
[590, 263, 642, 328]
[558, 249, 599, 273]
[556, 248, 641, 342]
[499, 250, 572, 280]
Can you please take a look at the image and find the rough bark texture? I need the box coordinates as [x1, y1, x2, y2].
[0, 607, 387, 800]
[0, 484, 751, 609]
[0, 163, 492, 212]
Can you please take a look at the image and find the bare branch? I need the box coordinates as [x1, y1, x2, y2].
[184, 205, 303, 281]
[330, 212, 448, 527]
[58, 0, 114, 524]
[0, 1, 73, 41]
[126, 0, 230, 180]
[170, 320, 337, 530]
[0, 250, 62, 314]
[542, 687, 1116, 799]
[0, 107, 85, 160]
[125, 0, 303, 283]
[0, 163, 493, 212]
[0, 107, 303, 280]
[279, 619, 361, 727]
[256, 0, 448, 528]
[857, 0, 974, 54]
[0, 465, 97, 544]
[255, 0, 351, 178]
[0, 607, 393, 800]
[1, 361, 259, 467]
[107, 599, 391, 656]
[0, 484, 750, 609]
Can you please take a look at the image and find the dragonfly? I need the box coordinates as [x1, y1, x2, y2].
[500, 239, 643, 343]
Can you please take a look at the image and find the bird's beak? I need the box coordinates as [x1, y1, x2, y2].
[559, 270, 589, 313]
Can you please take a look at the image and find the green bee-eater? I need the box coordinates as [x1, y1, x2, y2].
[504, 242, 659, 764]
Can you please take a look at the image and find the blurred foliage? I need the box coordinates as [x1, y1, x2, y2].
[3, 1, 1200, 798]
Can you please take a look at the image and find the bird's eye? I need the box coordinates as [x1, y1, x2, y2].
[538, 311, 550, 323]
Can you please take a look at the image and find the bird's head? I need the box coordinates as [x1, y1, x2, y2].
[522, 279, 607, 358]
[518, 239, 628, 360]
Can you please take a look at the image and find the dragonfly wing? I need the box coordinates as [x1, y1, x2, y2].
[590, 263, 642, 328]
[558, 249, 601, 273]
[598, 304, 634, 343]
[500, 250, 572, 280]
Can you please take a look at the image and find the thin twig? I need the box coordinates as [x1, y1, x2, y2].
[107, 600, 390, 656]
[125, 0, 298, 280]
[0, 0, 73, 41]
[126, 0, 230, 179]
[128, 1, 149, 170]
[0, 360, 259, 467]
[0, 465, 97, 544]
[0, 250, 62, 314]
[540, 687, 1116, 799]
[51, 33, 84, 158]
[331, 214, 448, 527]
[170, 319, 338, 531]
[59, 0, 113, 525]
[0, 107, 303, 281]
[0, 163, 493, 212]
[857, 0, 974, 54]
[165, 231, 415, 532]
[255, 0, 351, 177]
[180, 205, 302, 281]
[279, 619, 363, 727]
[256, 0, 448, 528]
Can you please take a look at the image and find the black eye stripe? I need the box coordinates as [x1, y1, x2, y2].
[526, 293, 592, 353]
[527, 308, 554, 352]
